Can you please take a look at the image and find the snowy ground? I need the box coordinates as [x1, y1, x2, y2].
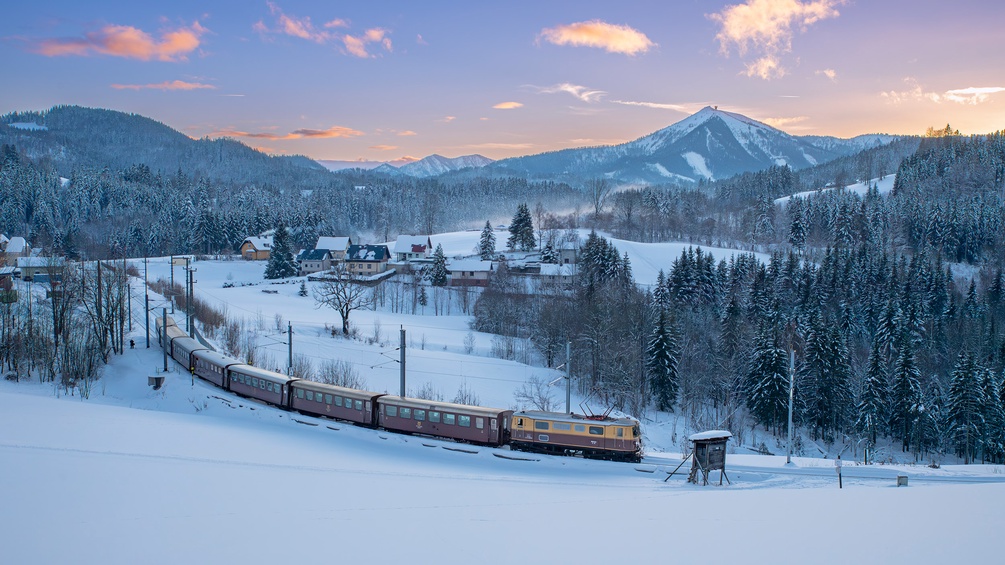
[774, 174, 897, 206]
[4, 235, 1005, 563]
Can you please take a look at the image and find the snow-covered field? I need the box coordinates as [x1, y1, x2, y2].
[774, 174, 897, 206]
[4, 234, 1005, 563]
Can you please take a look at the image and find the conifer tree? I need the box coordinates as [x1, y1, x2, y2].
[980, 367, 1005, 463]
[745, 320, 791, 433]
[856, 338, 888, 445]
[947, 352, 984, 463]
[478, 221, 496, 260]
[506, 203, 535, 251]
[540, 240, 558, 264]
[646, 310, 680, 411]
[264, 221, 297, 279]
[890, 334, 923, 451]
[428, 244, 449, 287]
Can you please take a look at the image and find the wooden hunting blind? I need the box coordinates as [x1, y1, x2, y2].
[688, 430, 732, 485]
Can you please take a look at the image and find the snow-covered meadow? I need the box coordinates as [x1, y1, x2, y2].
[4, 229, 1005, 563]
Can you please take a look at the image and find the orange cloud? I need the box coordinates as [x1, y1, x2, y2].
[110, 80, 216, 91]
[214, 125, 363, 140]
[397, 130, 417, 136]
[493, 102, 524, 110]
[369, 144, 398, 151]
[390, 156, 420, 165]
[539, 20, 655, 55]
[710, 0, 844, 79]
[34, 21, 207, 61]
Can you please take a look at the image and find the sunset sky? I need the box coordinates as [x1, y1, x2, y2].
[2, 1, 1004, 163]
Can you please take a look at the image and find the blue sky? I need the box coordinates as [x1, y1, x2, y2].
[2, 1, 1004, 162]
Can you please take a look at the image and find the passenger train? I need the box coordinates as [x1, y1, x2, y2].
[156, 316, 643, 462]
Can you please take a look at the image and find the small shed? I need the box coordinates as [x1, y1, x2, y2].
[688, 430, 732, 486]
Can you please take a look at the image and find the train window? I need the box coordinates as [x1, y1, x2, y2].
[266, 382, 273, 392]
[400, 408, 411, 419]
[306, 391, 314, 401]
[553, 422, 571, 431]
[296, 388, 305, 399]
[252, 378, 259, 388]
[354, 400, 363, 411]
[414, 410, 425, 421]
[617, 428, 624, 438]
[476, 417, 484, 429]
[589, 426, 604, 435]
[386, 405, 397, 417]
[574, 424, 586, 433]
[633, 426, 640, 438]
[535, 421, 549, 431]
[458, 415, 471, 427]
[444, 413, 455, 425]
[261, 380, 266, 390]
[335, 396, 343, 407]
[538, 434, 550, 442]
[429, 411, 440, 423]
[325, 394, 333, 405]
[515, 418, 524, 427]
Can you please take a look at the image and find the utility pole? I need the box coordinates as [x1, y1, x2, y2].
[162, 307, 168, 373]
[144, 257, 150, 348]
[565, 341, 572, 414]
[287, 322, 293, 376]
[787, 349, 795, 465]
[399, 326, 406, 397]
[169, 255, 175, 313]
[186, 261, 196, 335]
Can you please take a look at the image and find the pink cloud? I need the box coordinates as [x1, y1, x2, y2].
[539, 20, 655, 55]
[34, 21, 207, 62]
[343, 28, 392, 58]
[110, 80, 216, 91]
[213, 124, 363, 140]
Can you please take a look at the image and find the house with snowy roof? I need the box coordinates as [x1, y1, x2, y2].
[297, 249, 334, 276]
[315, 236, 353, 261]
[17, 256, 66, 283]
[345, 244, 391, 275]
[392, 235, 432, 262]
[538, 263, 577, 286]
[240, 235, 273, 261]
[2, 236, 29, 266]
[447, 259, 494, 287]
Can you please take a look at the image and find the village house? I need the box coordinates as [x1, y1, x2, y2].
[296, 249, 333, 276]
[392, 235, 432, 262]
[558, 241, 578, 265]
[344, 244, 391, 276]
[240, 235, 273, 261]
[538, 263, 577, 286]
[16, 256, 66, 283]
[2, 236, 29, 266]
[315, 236, 353, 261]
[447, 259, 494, 287]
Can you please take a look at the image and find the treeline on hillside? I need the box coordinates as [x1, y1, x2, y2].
[0, 144, 580, 259]
[475, 232, 1005, 462]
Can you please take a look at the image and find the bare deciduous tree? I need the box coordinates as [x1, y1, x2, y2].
[313, 264, 375, 336]
[587, 177, 612, 218]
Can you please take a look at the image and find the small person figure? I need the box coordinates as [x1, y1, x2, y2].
[129, 339, 135, 349]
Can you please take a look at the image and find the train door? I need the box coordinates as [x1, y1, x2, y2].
[614, 426, 626, 451]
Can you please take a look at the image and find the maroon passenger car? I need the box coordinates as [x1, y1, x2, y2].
[289, 380, 384, 426]
[376, 396, 512, 446]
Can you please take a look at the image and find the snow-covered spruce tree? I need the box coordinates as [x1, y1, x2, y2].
[540, 240, 558, 264]
[478, 220, 496, 260]
[646, 310, 680, 412]
[947, 351, 984, 463]
[264, 222, 296, 279]
[856, 337, 889, 446]
[801, 316, 853, 441]
[428, 244, 448, 287]
[298, 280, 308, 297]
[889, 334, 923, 451]
[979, 367, 1005, 463]
[506, 203, 535, 252]
[744, 320, 791, 434]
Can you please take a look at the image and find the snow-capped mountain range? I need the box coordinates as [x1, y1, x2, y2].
[487, 106, 898, 184]
[317, 154, 494, 177]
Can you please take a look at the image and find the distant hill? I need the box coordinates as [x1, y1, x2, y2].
[0, 106, 334, 189]
[317, 154, 494, 177]
[487, 106, 898, 184]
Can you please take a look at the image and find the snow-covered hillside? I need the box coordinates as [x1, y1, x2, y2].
[775, 174, 897, 206]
